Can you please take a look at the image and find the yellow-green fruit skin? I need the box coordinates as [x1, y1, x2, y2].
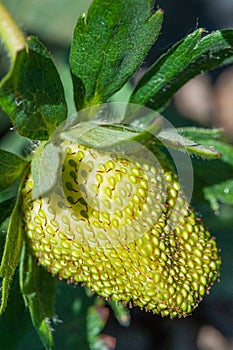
[22, 143, 221, 318]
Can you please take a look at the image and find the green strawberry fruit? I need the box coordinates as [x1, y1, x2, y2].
[22, 141, 221, 318]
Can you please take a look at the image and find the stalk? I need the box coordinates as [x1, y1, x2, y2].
[0, 2, 26, 61]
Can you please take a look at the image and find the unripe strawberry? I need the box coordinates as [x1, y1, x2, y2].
[22, 141, 221, 318]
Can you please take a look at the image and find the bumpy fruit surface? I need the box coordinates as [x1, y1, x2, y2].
[22, 142, 221, 317]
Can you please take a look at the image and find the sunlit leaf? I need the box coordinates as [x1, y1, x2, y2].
[20, 244, 56, 350]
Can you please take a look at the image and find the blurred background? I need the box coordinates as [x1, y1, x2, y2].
[0, 0, 233, 349]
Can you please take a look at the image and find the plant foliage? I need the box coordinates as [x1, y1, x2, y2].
[0, 1, 233, 349]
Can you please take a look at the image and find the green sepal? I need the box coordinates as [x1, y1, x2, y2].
[31, 141, 62, 200]
[0, 36, 67, 140]
[0, 148, 28, 191]
[177, 127, 222, 140]
[31, 119, 162, 199]
[108, 301, 130, 327]
[87, 301, 114, 350]
[177, 128, 233, 165]
[130, 29, 233, 111]
[70, 0, 163, 110]
[20, 243, 56, 350]
[155, 128, 221, 159]
[177, 128, 233, 211]
[0, 168, 28, 314]
[59, 120, 162, 150]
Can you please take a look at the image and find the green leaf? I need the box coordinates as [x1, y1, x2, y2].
[20, 243, 56, 350]
[130, 29, 233, 111]
[70, 0, 163, 110]
[0, 170, 26, 314]
[0, 218, 9, 263]
[0, 36, 67, 140]
[0, 179, 19, 202]
[0, 148, 28, 191]
[0, 197, 17, 226]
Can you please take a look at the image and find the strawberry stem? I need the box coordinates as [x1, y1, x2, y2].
[0, 2, 26, 62]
